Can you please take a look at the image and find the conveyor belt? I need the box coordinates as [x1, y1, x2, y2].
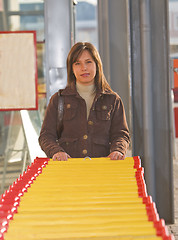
[0, 157, 174, 239]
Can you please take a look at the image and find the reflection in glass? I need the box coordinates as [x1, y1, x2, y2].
[8, 0, 44, 12]
[0, 1, 45, 193]
[75, 0, 98, 48]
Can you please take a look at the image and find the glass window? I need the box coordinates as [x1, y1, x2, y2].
[75, 0, 98, 49]
[169, 0, 178, 54]
[0, 0, 99, 193]
[8, 15, 44, 41]
[7, 0, 44, 41]
[169, 1, 178, 103]
[8, 0, 43, 12]
[0, 0, 45, 194]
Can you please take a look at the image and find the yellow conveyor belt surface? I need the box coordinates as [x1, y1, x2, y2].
[2, 157, 170, 239]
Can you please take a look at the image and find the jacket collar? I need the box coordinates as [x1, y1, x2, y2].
[61, 82, 113, 97]
[61, 82, 77, 96]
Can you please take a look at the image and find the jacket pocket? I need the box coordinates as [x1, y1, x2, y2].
[57, 137, 78, 157]
[63, 102, 78, 120]
[92, 137, 110, 157]
[95, 104, 112, 121]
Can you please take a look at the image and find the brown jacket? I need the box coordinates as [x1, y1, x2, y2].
[39, 84, 130, 158]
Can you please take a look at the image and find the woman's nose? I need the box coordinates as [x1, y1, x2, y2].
[81, 63, 87, 71]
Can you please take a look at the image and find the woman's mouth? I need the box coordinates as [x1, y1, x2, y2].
[81, 73, 90, 77]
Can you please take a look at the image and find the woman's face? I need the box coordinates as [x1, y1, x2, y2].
[72, 50, 96, 86]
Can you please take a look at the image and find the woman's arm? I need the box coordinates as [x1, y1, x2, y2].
[109, 96, 130, 156]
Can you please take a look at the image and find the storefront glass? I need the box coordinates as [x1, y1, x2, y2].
[0, 0, 98, 193]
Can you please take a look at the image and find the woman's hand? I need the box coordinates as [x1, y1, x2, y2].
[52, 151, 71, 161]
[107, 151, 125, 160]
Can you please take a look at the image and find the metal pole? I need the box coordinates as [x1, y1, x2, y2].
[129, 0, 144, 158]
[44, 0, 74, 103]
[140, 0, 156, 200]
[129, 0, 174, 223]
[150, 0, 174, 224]
[98, 0, 131, 130]
[2, 0, 8, 30]
[98, 0, 110, 84]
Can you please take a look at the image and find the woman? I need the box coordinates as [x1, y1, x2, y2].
[39, 42, 130, 161]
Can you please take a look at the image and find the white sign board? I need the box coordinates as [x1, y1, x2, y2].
[0, 31, 38, 110]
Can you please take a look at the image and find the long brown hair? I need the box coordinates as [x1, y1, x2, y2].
[66, 42, 112, 91]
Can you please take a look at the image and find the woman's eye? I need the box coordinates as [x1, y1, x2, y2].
[87, 61, 92, 64]
[74, 62, 80, 65]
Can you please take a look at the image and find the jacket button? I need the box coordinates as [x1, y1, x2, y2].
[102, 105, 107, 110]
[88, 120, 93, 125]
[82, 149, 87, 155]
[83, 135, 88, 140]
